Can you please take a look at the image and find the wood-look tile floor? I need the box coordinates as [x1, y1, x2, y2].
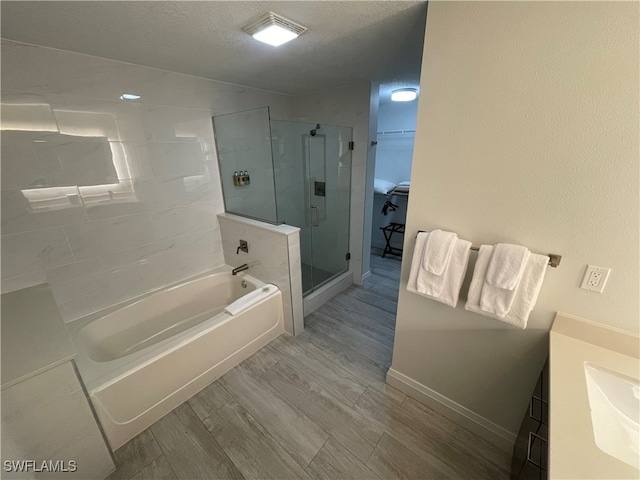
[107, 255, 511, 480]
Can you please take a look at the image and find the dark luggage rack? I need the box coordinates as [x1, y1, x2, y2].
[380, 223, 405, 258]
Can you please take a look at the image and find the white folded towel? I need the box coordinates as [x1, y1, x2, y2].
[225, 284, 279, 316]
[480, 243, 530, 317]
[408, 231, 471, 307]
[422, 229, 458, 275]
[466, 246, 549, 329]
[374, 178, 396, 194]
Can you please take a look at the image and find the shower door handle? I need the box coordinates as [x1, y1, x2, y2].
[311, 205, 319, 227]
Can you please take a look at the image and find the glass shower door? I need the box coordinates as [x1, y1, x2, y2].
[271, 120, 351, 295]
[305, 125, 352, 293]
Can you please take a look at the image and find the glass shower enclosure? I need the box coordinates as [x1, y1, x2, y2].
[213, 107, 352, 296]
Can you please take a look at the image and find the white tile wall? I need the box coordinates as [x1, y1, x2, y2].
[1, 228, 75, 278]
[151, 202, 218, 242]
[1, 186, 87, 234]
[80, 178, 162, 221]
[218, 214, 303, 335]
[145, 141, 206, 179]
[1, 39, 294, 322]
[63, 213, 157, 260]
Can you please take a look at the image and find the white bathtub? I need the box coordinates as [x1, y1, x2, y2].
[69, 266, 284, 450]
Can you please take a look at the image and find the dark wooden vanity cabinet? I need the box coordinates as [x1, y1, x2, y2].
[511, 358, 549, 480]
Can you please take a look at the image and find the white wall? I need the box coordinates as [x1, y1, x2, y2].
[371, 98, 418, 251]
[373, 135, 415, 186]
[364, 85, 380, 274]
[1, 39, 294, 321]
[293, 83, 377, 284]
[391, 1, 639, 448]
[374, 100, 417, 185]
[377, 99, 419, 132]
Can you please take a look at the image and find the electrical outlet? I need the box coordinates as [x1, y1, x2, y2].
[580, 265, 611, 293]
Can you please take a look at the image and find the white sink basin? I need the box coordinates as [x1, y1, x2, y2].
[584, 362, 640, 470]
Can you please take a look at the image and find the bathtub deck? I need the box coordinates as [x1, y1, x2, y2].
[106, 255, 510, 480]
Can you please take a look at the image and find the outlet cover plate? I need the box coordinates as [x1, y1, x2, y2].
[581, 265, 611, 293]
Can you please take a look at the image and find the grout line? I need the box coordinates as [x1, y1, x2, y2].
[244, 361, 333, 467]
[122, 454, 163, 480]
[148, 428, 179, 480]
[303, 324, 389, 378]
[188, 381, 233, 423]
[216, 382, 234, 405]
[61, 227, 78, 263]
[352, 386, 367, 408]
[218, 365, 320, 473]
[184, 400, 247, 479]
[304, 436, 329, 470]
[292, 331, 374, 393]
[363, 429, 385, 473]
[307, 310, 392, 365]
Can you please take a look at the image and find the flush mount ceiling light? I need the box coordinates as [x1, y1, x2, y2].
[242, 11, 307, 47]
[391, 88, 418, 102]
[119, 93, 141, 100]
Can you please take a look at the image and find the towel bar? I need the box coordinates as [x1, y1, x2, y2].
[416, 231, 561, 268]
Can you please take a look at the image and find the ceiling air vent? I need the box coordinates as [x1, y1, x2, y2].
[242, 12, 308, 47]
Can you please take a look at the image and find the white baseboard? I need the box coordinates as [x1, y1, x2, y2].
[386, 367, 516, 454]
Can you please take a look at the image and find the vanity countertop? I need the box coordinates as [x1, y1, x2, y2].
[549, 312, 639, 479]
[1, 283, 76, 389]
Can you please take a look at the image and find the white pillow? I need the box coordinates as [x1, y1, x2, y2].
[374, 178, 396, 194]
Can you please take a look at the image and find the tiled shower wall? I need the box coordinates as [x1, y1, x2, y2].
[1, 39, 293, 322]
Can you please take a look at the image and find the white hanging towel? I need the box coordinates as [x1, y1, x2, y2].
[408, 231, 471, 307]
[465, 245, 549, 329]
[225, 284, 279, 316]
[479, 243, 530, 317]
[422, 230, 457, 275]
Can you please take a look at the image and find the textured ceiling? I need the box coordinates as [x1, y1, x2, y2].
[1, 1, 427, 96]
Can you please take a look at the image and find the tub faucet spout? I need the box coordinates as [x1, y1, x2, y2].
[232, 264, 249, 275]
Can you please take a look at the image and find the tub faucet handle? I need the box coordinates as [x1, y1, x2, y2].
[237, 240, 248, 254]
[232, 264, 249, 275]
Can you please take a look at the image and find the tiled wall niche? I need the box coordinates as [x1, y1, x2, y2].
[1, 39, 294, 322]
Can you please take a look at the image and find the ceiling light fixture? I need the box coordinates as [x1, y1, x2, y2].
[119, 93, 141, 100]
[242, 12, 307, 47]
[391, 88, 418, 102]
